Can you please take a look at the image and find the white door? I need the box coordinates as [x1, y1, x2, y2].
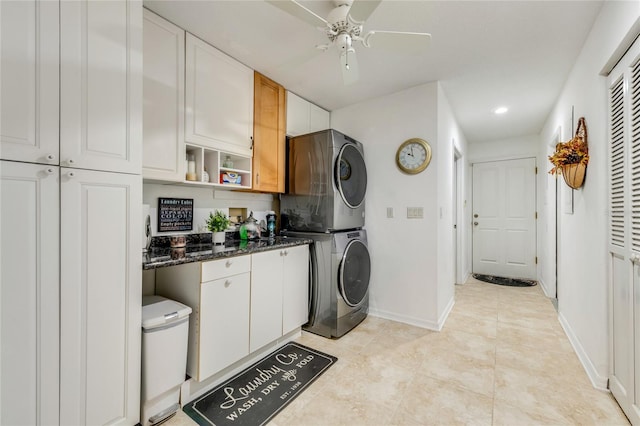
[60, 0, 142, 175]
[472, 158, 537, 279]
[282, 245, 310, 334]
[59, 168, 141, 426]
[1, 161, 60, 426]
[0, 0, 59, 165]
[607, 35, 640, 425]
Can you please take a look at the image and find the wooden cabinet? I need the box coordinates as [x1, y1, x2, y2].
[282, 245, 310, 334]
[60, 0, 141, 175]
[253, 72, 286, 193]
[60, 169, 142, 426]
[0, 0, 59, 165]
[286, 91, 330, 137]
[1, 161, 60, 426]
[250, 245, 310, 351]
[185, 33, 254, 156]
[142, 9, 185, 182]
[156, 256, 252, 381]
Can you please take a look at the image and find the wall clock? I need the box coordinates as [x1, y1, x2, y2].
[396, 138, 432, 174]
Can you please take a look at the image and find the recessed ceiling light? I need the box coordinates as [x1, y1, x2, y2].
[494, 106, 509, 115]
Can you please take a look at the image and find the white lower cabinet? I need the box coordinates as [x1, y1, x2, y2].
[282, 245, 310, 334]
[155, 245, 309, 383]
[251, 245, 309, 351]
[156, 255, 252, 381]
[1, 161, 60, 426]
[60, 168, 142, 426]
[1, 164, 142, 426]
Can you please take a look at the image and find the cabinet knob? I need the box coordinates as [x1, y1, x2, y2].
[67, 158, 75, 165]
[67, 171, 76, 178]
[46, 153, 56, 161]
[225, 260, 232, 268]
[224, 280, 231, 287]
[45, 168, 55, 175]
[473, 222, 479, 226]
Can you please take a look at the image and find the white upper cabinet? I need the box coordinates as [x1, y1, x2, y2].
[286, 91, 330, 137]
[60, 0, 142, 175]
[143, 9, 185, 182]
[185, 33, 254, 156]
[0, 0, 59, 165]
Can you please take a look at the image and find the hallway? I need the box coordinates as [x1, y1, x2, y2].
[169, 277, 629, 425]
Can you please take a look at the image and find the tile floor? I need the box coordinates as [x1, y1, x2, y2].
[166, 277, 629, 425]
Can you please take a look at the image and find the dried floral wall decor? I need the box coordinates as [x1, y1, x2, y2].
[548, 116, 589, 189]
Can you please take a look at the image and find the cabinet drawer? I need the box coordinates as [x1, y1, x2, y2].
[201, 255, 250, 282]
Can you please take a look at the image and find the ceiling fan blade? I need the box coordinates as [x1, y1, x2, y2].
[265, 0, 328, 28]
[340, 49, 359, 86]
[363, 30, 431, 53]
[348, 0, 382, 23]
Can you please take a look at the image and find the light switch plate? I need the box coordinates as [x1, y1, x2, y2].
[407, 207, 424, 219]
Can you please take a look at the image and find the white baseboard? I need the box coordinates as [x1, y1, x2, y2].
[557, 312, 609, 390]
[369, 296, 455, 332]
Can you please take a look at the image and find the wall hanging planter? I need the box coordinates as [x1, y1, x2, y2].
[549, 116, 589, 189]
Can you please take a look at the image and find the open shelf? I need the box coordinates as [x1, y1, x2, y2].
[184, 144, 252, 189]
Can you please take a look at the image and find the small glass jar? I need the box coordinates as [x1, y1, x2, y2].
[223, 155, 233, 168]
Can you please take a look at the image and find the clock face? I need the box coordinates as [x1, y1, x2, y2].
[396, 138, 432, 174]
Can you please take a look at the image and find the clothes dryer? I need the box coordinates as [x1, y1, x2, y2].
[285, 229, 370, 338]
[281, 129, 367, 232]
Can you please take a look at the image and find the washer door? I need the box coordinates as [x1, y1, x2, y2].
[335, 144, 367, 209]
[338, 239, 371, 307]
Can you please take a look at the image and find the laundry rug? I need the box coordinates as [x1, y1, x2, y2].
[183, 342, 337, 426]
[472, 273, 537, 287]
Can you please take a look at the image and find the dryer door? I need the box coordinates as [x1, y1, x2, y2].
[335, 144, 367, 209]
[338, 239, 371, 307]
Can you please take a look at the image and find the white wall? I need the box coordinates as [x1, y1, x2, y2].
[331, 82, 468, 329]
[468, 134, 539, 163]
[538, 1, 640, 388]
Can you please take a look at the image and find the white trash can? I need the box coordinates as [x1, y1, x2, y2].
[141, 295, 192, 426]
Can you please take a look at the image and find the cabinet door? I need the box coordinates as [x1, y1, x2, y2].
[250, 251, 284, 352]
[309, 102, 330, 133]
[60, 0, 142, 174]
[253, 72, 285, 193]
[0, 0, 59, 165]
[143, 9, 185, 182]
[282, 245, 310, 334]
[185, 34, 253, 156]
[1, 161, 60, 426]
[60, 168, 142, 426]
[286, 91, 309, 137]
[200, 273, 250, 380]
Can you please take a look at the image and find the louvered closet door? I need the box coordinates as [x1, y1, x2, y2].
[608, 36, 640, 425]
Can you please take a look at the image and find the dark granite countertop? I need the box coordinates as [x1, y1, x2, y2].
[142, 236, 312, 270]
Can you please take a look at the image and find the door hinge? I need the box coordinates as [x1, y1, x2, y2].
[535, 256, 538, 265]
[535, 212, 538, 219]
[535, 166, 538, 174]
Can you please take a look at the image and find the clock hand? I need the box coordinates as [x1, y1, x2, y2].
[409, 145, 414, 157]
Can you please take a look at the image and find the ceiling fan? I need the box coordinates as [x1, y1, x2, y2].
[266, 0, 432, 85]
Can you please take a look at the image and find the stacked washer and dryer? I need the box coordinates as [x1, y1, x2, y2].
[281, 129, 370, 338]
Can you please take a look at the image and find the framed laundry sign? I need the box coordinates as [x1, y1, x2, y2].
[158, 198, 194, 232]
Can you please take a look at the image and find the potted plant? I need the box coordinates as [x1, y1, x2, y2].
[207, 210, 230, 245]
[548, 117, 589, 189]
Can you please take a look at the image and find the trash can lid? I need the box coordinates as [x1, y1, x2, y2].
[142, 295, 192, 330]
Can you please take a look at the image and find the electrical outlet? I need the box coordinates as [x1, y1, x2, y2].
[386, 207, 394, 218]
[407, 207, 424, 219]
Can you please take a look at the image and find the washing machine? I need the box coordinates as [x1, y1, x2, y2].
[281, 129, 367, 232]
[285, 229, 371, 338]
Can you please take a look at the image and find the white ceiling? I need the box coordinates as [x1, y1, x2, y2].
[144, 0, 603, 144]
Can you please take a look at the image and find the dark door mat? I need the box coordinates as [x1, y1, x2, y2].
[183, 342, 337, 426]
[472, 273, 537, 287]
